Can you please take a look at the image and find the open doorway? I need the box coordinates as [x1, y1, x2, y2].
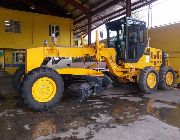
[0, 50, 5, 70]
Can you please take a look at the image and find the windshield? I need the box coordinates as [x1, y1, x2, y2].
[108, 30, 125, 48]
[109, 30, 117, 48]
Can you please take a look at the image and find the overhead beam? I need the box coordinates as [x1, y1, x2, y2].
[74, 0, 124, 25]
[69, 0, 89, 16]
[65, 0, 90, 14]
[63, 2, 69, 9]
[19, 0, 55, 16]
[91, 0, 124, 16]
[74, 0, 157, 36]
[72, 0, 104, 19]
[74, 0, 139, 32]
[70, 7, 78, 13]
[89, 0, 106, 8]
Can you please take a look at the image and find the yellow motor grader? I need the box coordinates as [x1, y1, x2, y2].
[12, 17, 176, 111]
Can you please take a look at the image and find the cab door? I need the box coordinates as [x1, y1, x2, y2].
[126, 22, 146, 63]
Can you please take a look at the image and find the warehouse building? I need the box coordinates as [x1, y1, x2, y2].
[0, 0, 179, 140]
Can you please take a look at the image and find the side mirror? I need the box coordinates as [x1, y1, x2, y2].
[100, 31, 103, 39]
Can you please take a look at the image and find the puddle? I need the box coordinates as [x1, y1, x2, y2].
[152, 102, 176, 109]
[33, 115, 180, 140]
[91, 113, 113, 123]
[91, 115, 180, 140]
[101, 95, 120, 98]
[0, 76, 180, 140]
[119, 97, 142, 102]
[0, 109, 24, 117]
[144, 90, 180, 103]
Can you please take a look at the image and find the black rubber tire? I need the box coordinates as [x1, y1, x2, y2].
[12, 67, 25, 93]
[22, 67, 64, 112]
[138, 67, 159, 94]
[106, 73, 121, 87]
[177, 83, 180, 88]
[62, 75, 73, 88]
[159, 66, 175, 90]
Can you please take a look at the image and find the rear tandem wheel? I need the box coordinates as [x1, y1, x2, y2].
[138, 67, 159, 94]
[159, 66, 175, 90]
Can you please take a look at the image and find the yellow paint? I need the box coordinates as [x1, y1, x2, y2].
[4, 50, 18, 75]
[32, 77, 57, 103]
[0, 8, 73, 49]
[45, 47, 96, 58]
[124, 48, 162, 71]
[25, 31, 163, 85]
[149, 24, 180, 83]
[26, 47, 45, 73]
[56, 68, 103, 76]
[166, 72, 174, 86]
[147, 73, 157, 89]
[0, 8, 73, 75]
[5, 67, 18, 75]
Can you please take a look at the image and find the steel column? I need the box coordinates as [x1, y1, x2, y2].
[126, 0, 131, 17]
[88, 16, 91, 45]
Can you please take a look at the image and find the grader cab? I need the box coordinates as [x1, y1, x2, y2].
[12, 17, 176, 111]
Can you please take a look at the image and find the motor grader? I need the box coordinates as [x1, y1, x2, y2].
[12, 17, 176, 111]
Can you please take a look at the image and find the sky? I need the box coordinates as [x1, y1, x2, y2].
[86, 0, 180, 43]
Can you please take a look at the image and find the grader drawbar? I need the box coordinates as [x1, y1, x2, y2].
[12, 17, 176, 111]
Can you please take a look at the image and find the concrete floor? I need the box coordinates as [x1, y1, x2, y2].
[0, 76, 180, 140]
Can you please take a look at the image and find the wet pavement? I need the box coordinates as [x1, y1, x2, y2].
[0, 76, 180, 140]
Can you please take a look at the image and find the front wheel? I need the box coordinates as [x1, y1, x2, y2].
[138, 67, 159, 94]
[22, 67, 64, 111]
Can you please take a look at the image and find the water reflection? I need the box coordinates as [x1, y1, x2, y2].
[32, 120, 56, 139]
[146, 98, 180, 127]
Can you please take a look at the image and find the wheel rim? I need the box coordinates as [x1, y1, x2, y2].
[32, 77, 57, 102]
[166, 72, 173, 86]
[147, 73, 156, 89]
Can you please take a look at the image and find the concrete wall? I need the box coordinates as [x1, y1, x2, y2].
[149, 23, 180, 83]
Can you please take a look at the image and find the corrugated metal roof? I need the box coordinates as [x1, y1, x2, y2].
[0, 0, 157, 37]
